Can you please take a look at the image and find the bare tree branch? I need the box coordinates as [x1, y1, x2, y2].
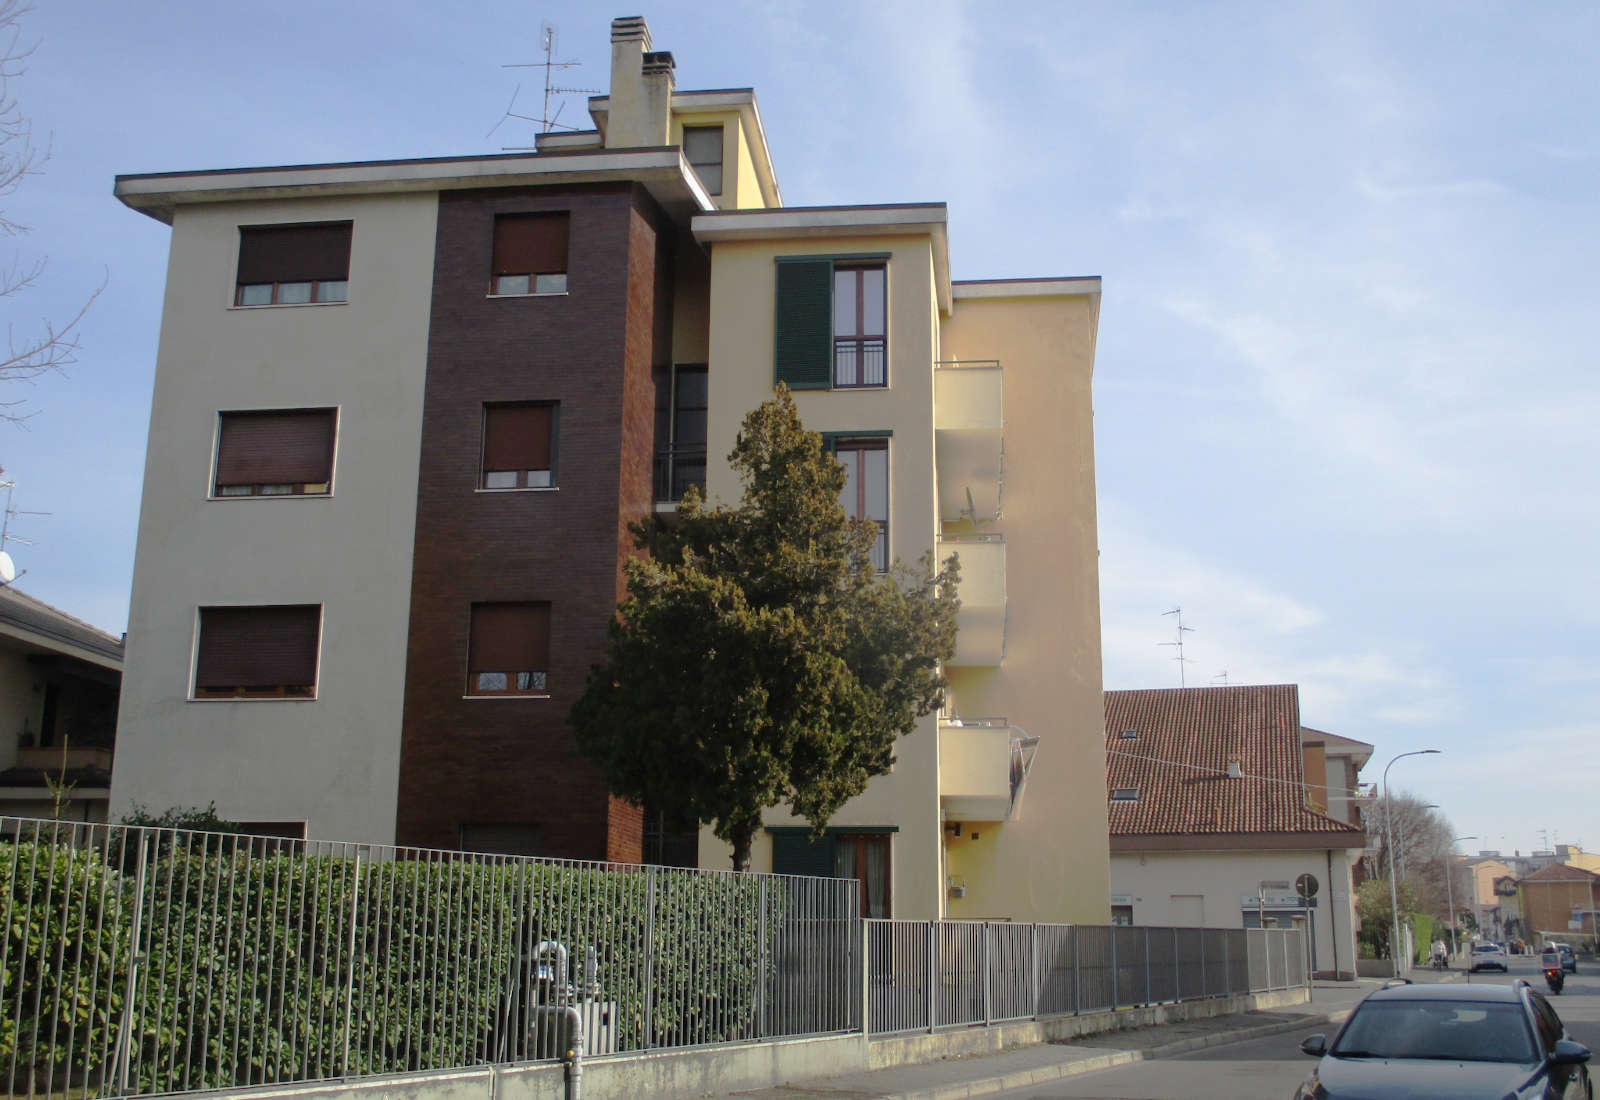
[0, 0, 98, 423]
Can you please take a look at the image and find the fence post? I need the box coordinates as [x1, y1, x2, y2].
[1172, 928, 1180, 1003]
[1224, 932, 1232, 996]
[1199, 929, 1207, 999]
[340, 850, 363, 1076]
[1030, 924, 1041, 1019]
[927, 921, 938, 1032]
[1072, 927, 1081, 1015]
[1110, 925, 1119, 1008]
[1144, 927, 1152, 1007]
[860, 919, 871, 1038]
[756, 877, 769, 1038]
[113, 831, 151, 1097]
[643, 866, 657, 1049]
[982, 923, 992, 1025]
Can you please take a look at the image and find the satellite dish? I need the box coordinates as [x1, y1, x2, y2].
[0, 551, 15, 584]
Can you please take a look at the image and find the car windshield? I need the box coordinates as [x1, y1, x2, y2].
[1331, 1001, 1536, 1063]
[1473, 945, 1499, 953]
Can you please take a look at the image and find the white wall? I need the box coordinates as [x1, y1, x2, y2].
[1110, 847, 1363, 977]
[111, 193, 438, 843]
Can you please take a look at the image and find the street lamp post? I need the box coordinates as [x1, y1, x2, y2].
[1445, 834, 1477, 961]
[1384, 750, 1441, 977]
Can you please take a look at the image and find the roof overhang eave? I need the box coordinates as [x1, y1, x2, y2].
[692, 204, 950, 312]
[114, 148, 716, 225]
[1110, 830, 1368, 854]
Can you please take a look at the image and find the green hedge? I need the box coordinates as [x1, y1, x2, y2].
[3, 837, 782, 1094]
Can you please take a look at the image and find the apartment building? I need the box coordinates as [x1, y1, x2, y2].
[109, 16, 1108, 921]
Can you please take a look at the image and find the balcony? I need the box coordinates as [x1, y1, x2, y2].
[14, 746, 113, 772]
[939, 534, 1005, 665]
[653, 444, 706, 511]
[939, 718, 1039, 823]
[934, 361, 1003, 525]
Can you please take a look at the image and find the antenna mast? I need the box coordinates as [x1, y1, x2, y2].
[1159, 606, 1195, 688]
[0, 474, 46, 587]
[491, 23, 600, 148]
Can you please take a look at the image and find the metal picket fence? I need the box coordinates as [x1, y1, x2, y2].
[866, 920, 1307, 1035]
[0, 816, 858, 1100]
[3, 815, 1309, 1098]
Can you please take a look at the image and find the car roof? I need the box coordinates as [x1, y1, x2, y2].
[1367, 982, 1525, 1003]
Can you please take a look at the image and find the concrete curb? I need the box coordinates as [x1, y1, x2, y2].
[874, 1009, 1356, 1100]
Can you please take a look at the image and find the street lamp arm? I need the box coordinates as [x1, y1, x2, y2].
[1383, 749, 1441, 978]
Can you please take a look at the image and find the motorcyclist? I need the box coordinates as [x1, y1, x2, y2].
[1542, 945, 1565, 993]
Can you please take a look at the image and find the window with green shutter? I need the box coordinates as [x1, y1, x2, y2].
[774, 255, 889, 390]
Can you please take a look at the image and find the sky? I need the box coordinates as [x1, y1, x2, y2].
[4, 1, 1596, 856]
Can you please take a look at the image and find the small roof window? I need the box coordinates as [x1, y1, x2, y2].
[1119, 728, 1138, 740]
[1110, 787, 1140, 802]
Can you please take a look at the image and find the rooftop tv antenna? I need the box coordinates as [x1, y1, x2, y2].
[0, 473, 47, 587]
[1211, 670, 1230, 686]
[1159, 606, 1195, 688]
[490, 23, 600, 149]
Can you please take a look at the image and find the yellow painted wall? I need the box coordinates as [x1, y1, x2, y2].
[939, 291, 1110, 925]
[670, 110, 768, 210]
[697, 235, 945, 917]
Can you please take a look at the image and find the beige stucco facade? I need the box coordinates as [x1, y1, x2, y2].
[692, 212, 1108, 923]
[110, 192, 438, 841]
[1108, 847, 1363, 978]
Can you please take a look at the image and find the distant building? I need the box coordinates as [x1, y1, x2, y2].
[0, 587, 123, 822]
[1517, 862, 1600, 950]
[1104, 685, 1368, 980]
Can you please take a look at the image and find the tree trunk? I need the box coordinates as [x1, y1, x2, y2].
[729, 816, 758, 872]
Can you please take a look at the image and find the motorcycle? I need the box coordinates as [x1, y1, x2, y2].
[1545, 965, 1565, 994]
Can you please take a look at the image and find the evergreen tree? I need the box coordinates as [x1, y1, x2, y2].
[571, 387, 959, 870]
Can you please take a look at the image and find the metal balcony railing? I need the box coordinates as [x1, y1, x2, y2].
[653, 444, 706, 503]
[834, 337, 886, 387]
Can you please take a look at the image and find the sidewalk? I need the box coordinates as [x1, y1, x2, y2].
[703, 982, 1377, 1100]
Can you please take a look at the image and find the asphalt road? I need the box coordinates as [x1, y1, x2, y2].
[987, 956, 1599, 1100]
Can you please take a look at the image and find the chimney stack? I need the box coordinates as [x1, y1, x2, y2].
[1226, 756, 1243, 779]
[606, 16, 674, 148]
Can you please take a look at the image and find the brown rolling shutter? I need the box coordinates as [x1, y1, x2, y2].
[482, 404, 553, 471]
[492, 213, 569, 276]
[469, 603, 550, 673]
[237, 223, 352, 284]
[216, 409, 336, 487]
[195, 605, 321, 689]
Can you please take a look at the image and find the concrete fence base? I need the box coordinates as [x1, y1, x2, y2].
[188, 987, 1310, 1100]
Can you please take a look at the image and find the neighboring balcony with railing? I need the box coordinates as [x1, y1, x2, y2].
[653, 444, 706, 510]
[939, 533, 1006, 665]
[938, 716, 1037, 822]
[934, 360, 1003, 526]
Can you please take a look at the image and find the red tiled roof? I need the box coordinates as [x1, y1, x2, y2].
[1520, 862, 1600, 884]
[1105, 685, 1362, 838]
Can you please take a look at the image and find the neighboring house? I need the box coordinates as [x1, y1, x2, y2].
[1467, 856, 1513, 939]
[0, 586, 123, 822]
[1517, 862, 1600, 950]
[109, 16, 1108, 922]
[1105, 685, 1367, 980]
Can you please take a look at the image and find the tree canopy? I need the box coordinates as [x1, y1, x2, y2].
[570, 387, 960, 869]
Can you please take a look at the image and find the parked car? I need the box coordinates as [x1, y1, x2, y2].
[1472, 941, 1511, 972]
[1295, 981, 1592, 1100]
[1554, 943, 1578, 973]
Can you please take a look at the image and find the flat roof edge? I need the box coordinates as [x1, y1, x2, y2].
[953, 277, 1101, 299]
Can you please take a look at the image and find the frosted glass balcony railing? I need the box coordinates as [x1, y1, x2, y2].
[934, 360, 1004, 524]
[939, 718, 1013, 822]
[938, 717, 1039, 823]
[939, 534, 1005, 666]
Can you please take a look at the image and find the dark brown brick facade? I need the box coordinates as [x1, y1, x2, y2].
[395, 182, 671, 861]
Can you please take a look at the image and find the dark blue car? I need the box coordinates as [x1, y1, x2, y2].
[1295, 981, 1591, 1099]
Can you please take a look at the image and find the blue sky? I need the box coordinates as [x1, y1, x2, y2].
[6, 1, 1596, 855]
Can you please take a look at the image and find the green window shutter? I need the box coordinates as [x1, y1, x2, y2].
[770, 831, 836, 878]
[774, 259, 834, 390]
